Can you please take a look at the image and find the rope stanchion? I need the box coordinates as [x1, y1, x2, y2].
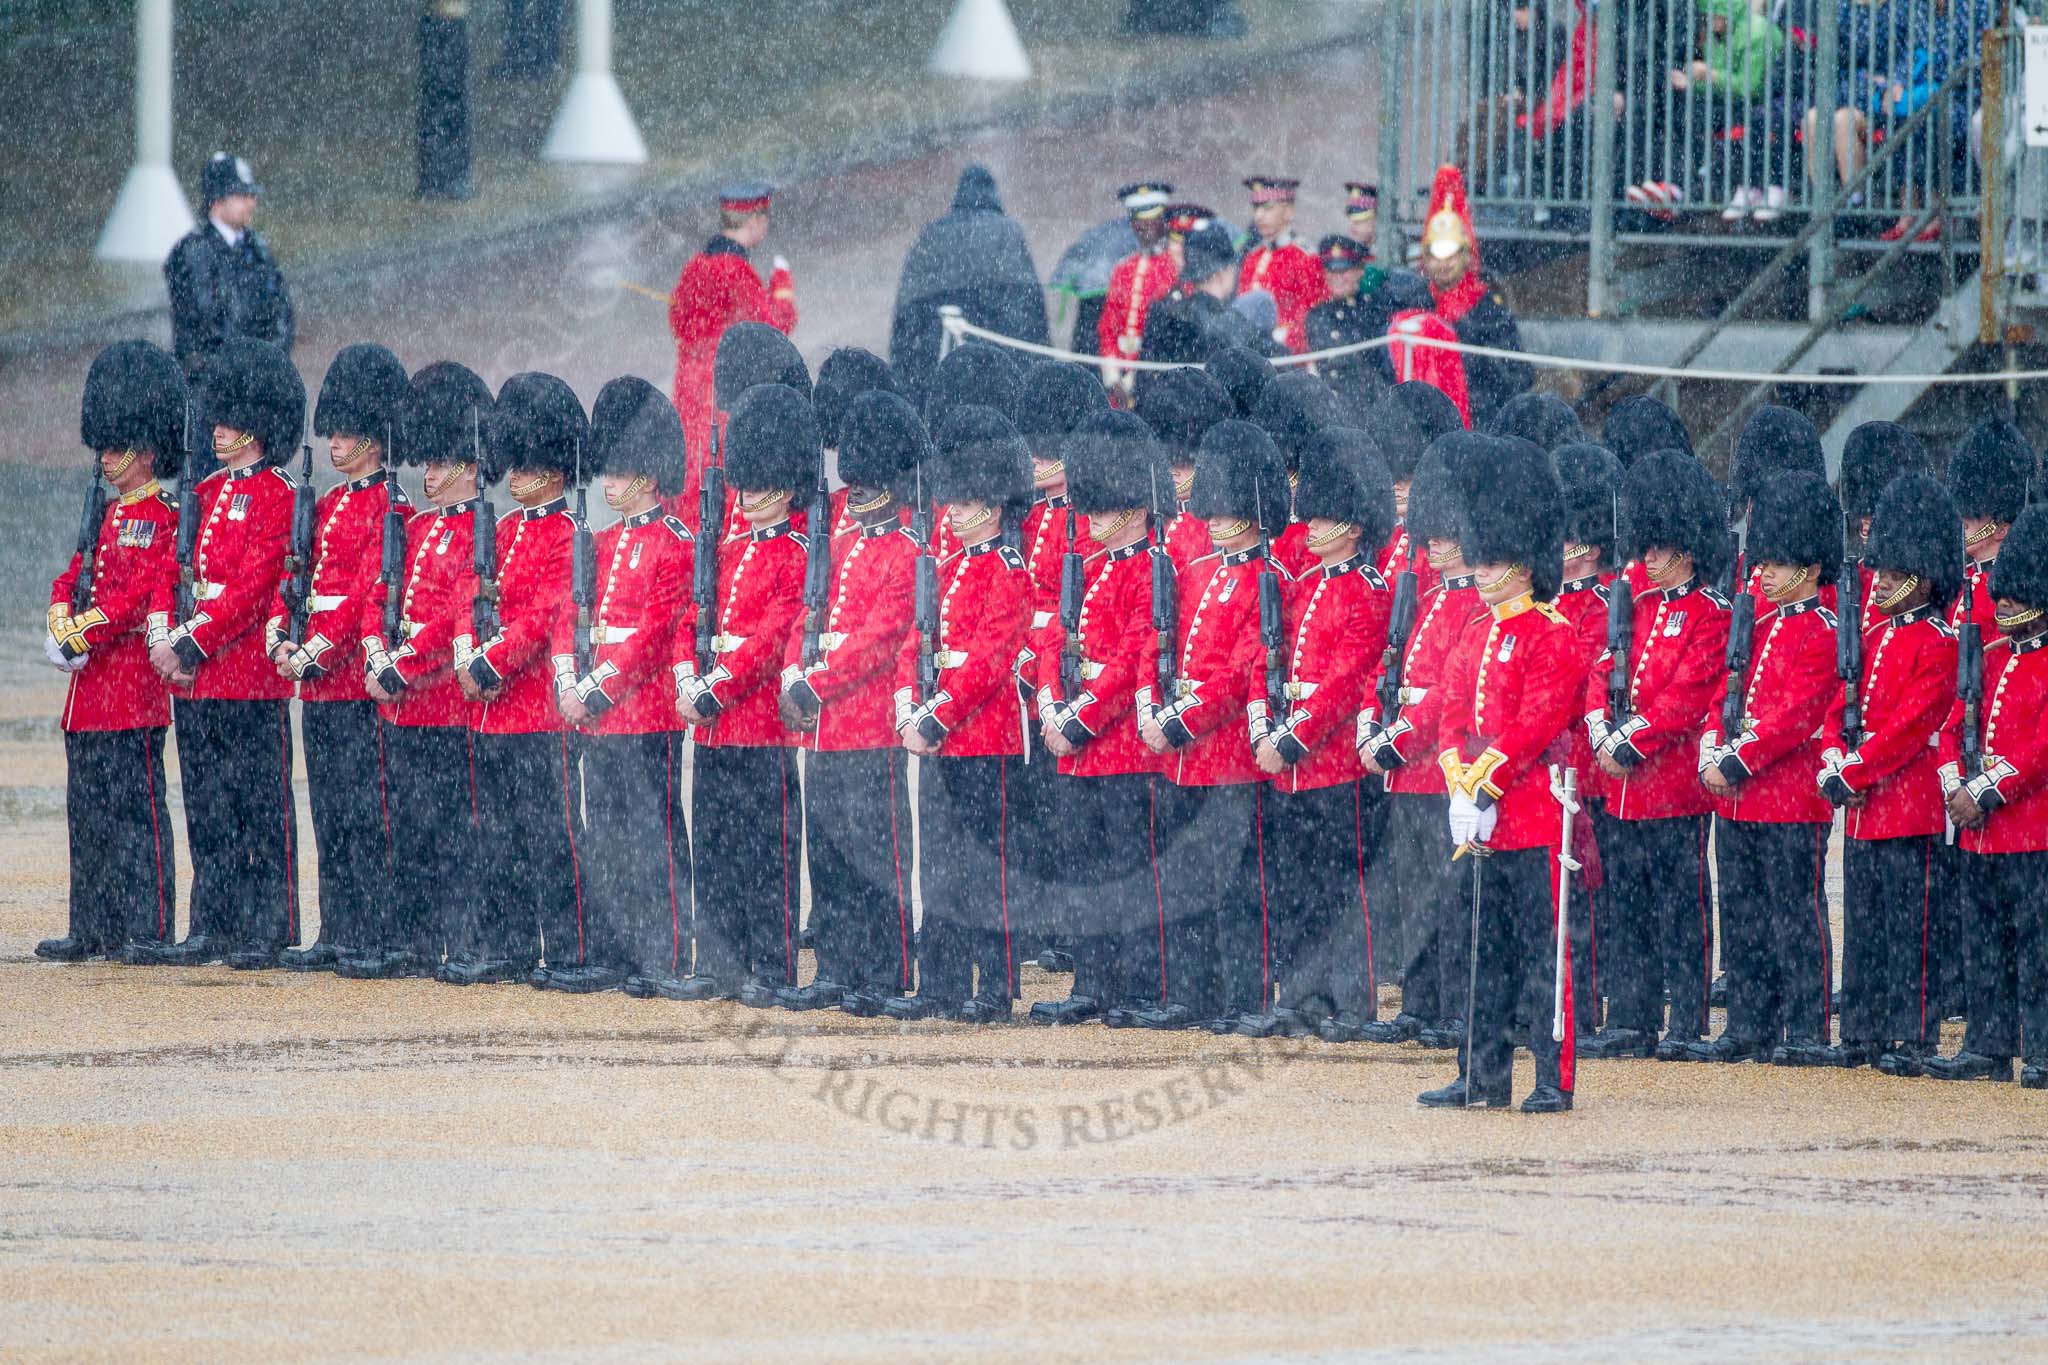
[936, 309, 2048, 390]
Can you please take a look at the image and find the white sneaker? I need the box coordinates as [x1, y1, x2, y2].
[1753, 185, 1788, 223]
[1721, 186, 1762, 221]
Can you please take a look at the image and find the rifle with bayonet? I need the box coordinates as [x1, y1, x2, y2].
[469, 407, 499, 646]
[283, 427, 317, 645]
[1721, 590, 1756, 747]
[1959, 621, 1985, 781]
[70, 453, 107, 614]
[1836, 515, 1864, 750]
[1255, 474, 1286, 720]
[1149, 462, 1177, 705]
[174, 403, 201, 626]
[1376, 542, 1420, 728]
[913, 460, 939, 704]
[1057, 497, 1085, 701]
[693, 422, 724, 675]
[571, 440, 596, 676]
[800, 466, 832, 672]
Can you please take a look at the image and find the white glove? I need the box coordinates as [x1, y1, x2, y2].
[1477, 802, 1499, 843]
[44, 633, 86, 673]
[1448, 791, 1481, 846]
[773, 255, 791, 273]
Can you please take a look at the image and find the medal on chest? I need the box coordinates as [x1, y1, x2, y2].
[116, 519, 156, 548]
[227, 493, 251, 521]
[1497, 634, 1516, 663]
[1664, 610, 1686, 638]
[436, 528, 453, 555]
[1217, 576, 1238, 604]
[630, 542, 643, 570]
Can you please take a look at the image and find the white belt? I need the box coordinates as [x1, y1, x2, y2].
[309, 594, 346, 613]
[593, 624, 638, 645]
[195, 581, 226, 602]
[1031, 610, 1053, 630]
[934, 649, 969, 670]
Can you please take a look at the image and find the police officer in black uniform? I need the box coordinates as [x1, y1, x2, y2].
[164, 153, 295, 379]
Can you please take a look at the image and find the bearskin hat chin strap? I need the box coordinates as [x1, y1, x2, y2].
[605, 474, 649, 508]
[1875, 574, 1920, 612]
[1967, 520, 2004, 547]
[1762, 565, 1810, 603]
[1997, 604, 2045, 629]
[1307, 520, 1354, 551]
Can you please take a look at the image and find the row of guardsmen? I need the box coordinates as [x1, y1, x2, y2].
[40, 326, 2048, 1113]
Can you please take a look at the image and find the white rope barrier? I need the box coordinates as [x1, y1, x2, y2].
[937, 308, 2048, 388]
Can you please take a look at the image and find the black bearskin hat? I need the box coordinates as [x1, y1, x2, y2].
[1732, 404, 1825, 511]
[838, 390, 931, 494]
[1489, 391, 1585, 452]
[1384, 380, 1463, 481]
[589, 375, 688, 496]
[1064, 409, 1163, 516]
[1620, 449, 1726, 581]
[81, 339, 189, 479]
[932, 405, 1032, 516]
[1252, 370, 1343, 467]
[1947, 417, 2037, 523]
[1863, 471, 1963, 610]
[396, 361, 492, 469]
[198, 337, 304, 467]
[1188, 420, 1289, 530]
[1206, 345, 1272, 419]
[1602, 394, 1692, 466]
[313, 343, 409, 445]
[1553, 442, 1624, 566]
[484, 372, 587, 485]
[1139, 366, 1232, 470]
[923, 343, 1023, 434]
[1746, 471, 1843, 577]
[1990, 504, 2048, 611]
[723, 382, 821, 494]
[1448, 433, 1565, 600]
[1015, 360, 1109, 451]
[713, 322, 810, 411]
[1292, 427, 1396, 552]
[1838, 421, 1933, 521]
[1404, 438, 1465, 546]
[812, 347, 897, 450]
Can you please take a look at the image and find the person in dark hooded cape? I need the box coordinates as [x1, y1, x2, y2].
[888, 166, 1050, 409]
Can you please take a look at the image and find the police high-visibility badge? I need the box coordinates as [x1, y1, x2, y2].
[116, 519, 156, 548]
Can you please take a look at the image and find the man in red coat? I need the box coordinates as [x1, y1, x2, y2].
[341, 362, 491, 979]
[446, 371, 587, 986]
[1417, 433, 1581, 1113]
[888, 407, 1036, 1021]
[1692, 471, 1842, 1063]
[777, 391, 923, 1014]
[552, 377, 696, 996]
[674, 382, 813, 1003]
[1807, 473, 1961, 1070]
[1236, 177, 1325, 353]
[1135, 367, 1233, 572]
[267, 342, 409, 972]
[670, 183, 796, 513]
[1098, 181, 1178, 394]
[138, 338, 304, 970]
[1939, 504, 2048, 1089]
[39, 342, 184, 962]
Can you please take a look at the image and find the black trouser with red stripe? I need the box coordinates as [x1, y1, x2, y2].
[1271, 780, 1383, 1019]
[1930, 838, 1967, 1018]
[1600, 812, 1713, 1039]
[1840, 834, 1939, 1049]
[379, 721, 474, 963]
[1715, 818, 1831, 1047]
[1457, 844, 1566, 1097]
[915, 753, 1017, 1005]
[1958, 848, 2024, 1060]
[1056, 771, 1157, 1008]
[1150, 780, 1261, 1019]
[692, 743, 797, 984]
[1004, 710, 1066, 959]
[464, 730, 581, 969]
[1386, 792, 1466, 1023]
[176, 698, 298, 949]
[806, 747, 914, 994]
[301, 700, 387, 953]
[64, 726, 175, 950]
[579, 731, 687, 977]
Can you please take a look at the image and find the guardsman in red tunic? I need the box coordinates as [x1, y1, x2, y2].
[340, 362, 489, 979]
[1251, 371, 1344, 578]
[445, 372, 586, 986]
[1131, 420, 1289, 1033]
[1032, 410, 1167, 1024]
[1938, 503, 2048, 1089]
[1930, 418, 2037, 1026]
[38, 342, 184, 962]
[671, 321, 814, 531]
[1728, 406, 1831, 614]
[1373, 381, 1462, 596]
[1691, 471, 1842, 1063]
[1357, 443, 1486, 1043]
[887, 407, 1035, 1021]
[1236, 177, 1326, 354]
[675, 382, 812, 1003]
[1417, 433, 1581, 1113]
[669, 183, 796, 516]
[776, 391, 923, 1013]
[548, 377, 695, 995]
[1549, 441, 1622, 1041]
[1581, 452, 1730, 1060]
[1136, 366, 1233, 572]
[138, 337, 303, 969]
[1803, 473, 1961, 1070]
[267, 343, 409, 972]
[1252, 430, 1396, 1042]
[1098, 181, 1178, 394]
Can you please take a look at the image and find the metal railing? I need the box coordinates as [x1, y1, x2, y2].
[1383, 0, 2013, 314]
